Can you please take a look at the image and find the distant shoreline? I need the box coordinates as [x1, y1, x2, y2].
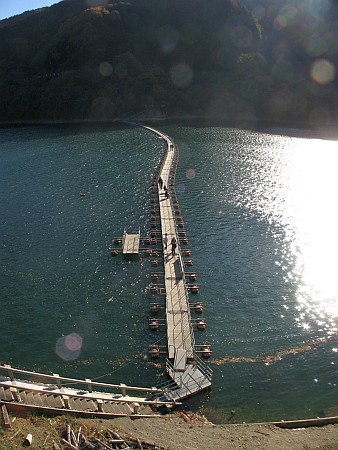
[1, 116, 338, 140]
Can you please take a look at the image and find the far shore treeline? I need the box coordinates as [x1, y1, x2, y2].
[0, 0, 337, 124]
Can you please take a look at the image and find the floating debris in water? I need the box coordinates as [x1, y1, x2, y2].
[210, 337, 330, 366]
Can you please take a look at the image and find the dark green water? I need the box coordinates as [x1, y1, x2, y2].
[1, 123, 337, 423]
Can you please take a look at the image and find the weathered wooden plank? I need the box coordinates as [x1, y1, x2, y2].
[122, 233, 140, 254]
[0, 386, 13, 402]
[25, 391, 36, 406]
[1, 404, 11, 428]
[47, 395, 65, 409]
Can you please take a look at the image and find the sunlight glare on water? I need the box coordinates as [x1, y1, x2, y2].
[280, 138, 338, 333]
[248, 136, 338, 336]
[206, 130, 338, 338]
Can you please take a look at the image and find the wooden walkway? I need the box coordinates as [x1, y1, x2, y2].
[145, 126, 212, 401]
[158, 145, 195, 360]
[122, 230, 140, 255]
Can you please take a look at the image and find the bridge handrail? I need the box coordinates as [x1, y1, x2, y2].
[194, 354, 213, 380]
[0, 364, 161, 394]
[177, 284, 196, 348]
[165, 359, 210, 398]
[0, 379, 171, 406]
[166, 349, 212, 388]
[167, 286, 195, 352]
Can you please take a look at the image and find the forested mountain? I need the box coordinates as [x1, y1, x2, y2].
[0, 0, 337, 123]
[241, 0, 338, 125]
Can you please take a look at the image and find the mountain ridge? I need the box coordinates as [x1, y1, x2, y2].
[0, 0, 337, 124]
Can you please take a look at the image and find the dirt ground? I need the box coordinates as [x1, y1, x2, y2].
[1, 412, 338, 450]
[115, 415, 338, 450]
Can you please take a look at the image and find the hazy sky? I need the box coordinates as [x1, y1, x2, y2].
[0, 1, 59, 20]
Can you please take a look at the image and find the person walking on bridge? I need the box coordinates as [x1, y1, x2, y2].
[171, 236, 177, 257]
[163, 232, 168, 250]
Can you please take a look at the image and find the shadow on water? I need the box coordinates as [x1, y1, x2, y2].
[0, 121, 134, 143]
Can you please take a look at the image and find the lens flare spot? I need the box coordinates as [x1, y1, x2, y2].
[56, 333, 83, 361]
[186, 168, 196, 180]
[311, 59, 335, 84]
[65, 333, 83, 351]
[170, 63, 193, 88]
[273, 5, 299, 31]
[99, 62, 113, 77]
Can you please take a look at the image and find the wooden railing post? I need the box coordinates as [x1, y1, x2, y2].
[10, 387, 21, 403]
[1, 404, 11, 428]
[4, 364, 14, 381]
[62, 395, 70, 409]
[96, 399, 103, 413]
[120, 383, 127, 396]
[85, 379, 92, 393]
[53, 374, 62, 389]
[133, 402, 140, 414]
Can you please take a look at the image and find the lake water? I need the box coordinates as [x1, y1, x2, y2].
[0, 122, 337, 423]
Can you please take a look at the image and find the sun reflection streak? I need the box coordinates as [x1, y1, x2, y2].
[224, 133, 338, 336]
[280, 138, 338, 333]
